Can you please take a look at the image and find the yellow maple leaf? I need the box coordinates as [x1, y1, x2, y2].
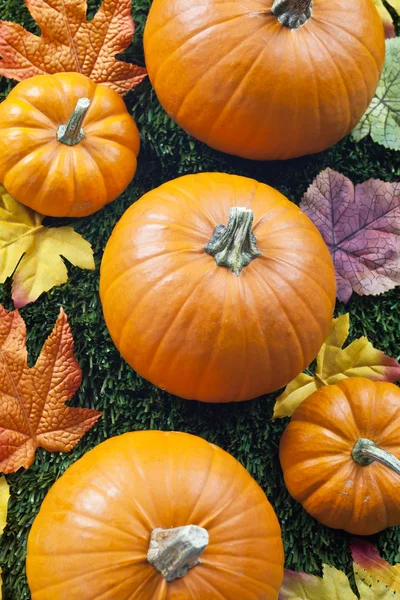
[373, 0, 400, 37]
[279, 540, 400, 599]
[0, 186, 95, 307]
[273, 314, 400, 418]
[0, 476, 10, 600]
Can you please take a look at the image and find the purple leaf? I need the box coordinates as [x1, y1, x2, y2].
[300, 168, 400, 303]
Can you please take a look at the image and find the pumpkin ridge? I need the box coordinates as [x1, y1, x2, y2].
[319, 16, 383, 76]
[197, 478, 256, 530]
[193, 274, 230, 400]
[185, 447, 218, 526]
[174, 19, 270, 123]
[206, 24, 281, 136]
[150, 11, 259, 87]
[249, 265, 306, 369]
[262, 252, 335, 304]
[260, 256, 333, 338]
[117, 256, 210, 350]
[101, 249, 207, 306]
[306, 26, 355, 135]
[301, 31, 322, 140]
[317, 19, 375, 90]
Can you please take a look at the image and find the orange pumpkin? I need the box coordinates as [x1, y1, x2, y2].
[26, 431, 284, 599]
[100, 173, 336, 402]
[143, 0, 385, 160]
[0, 72, 140, 217]
[279, 377, 400, 535]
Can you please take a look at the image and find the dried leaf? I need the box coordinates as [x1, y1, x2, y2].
[352, 38, 400, 150]
[0, 476, 9, 600]
[0, 0, 147, 95]
[0, 185, 95, 308]
[273, 314, 400, 418]
[373, 0, 400, 38]
[300, 168, 400, 303]
[279, 540, 400, 599]
[0, 305, 101, 474]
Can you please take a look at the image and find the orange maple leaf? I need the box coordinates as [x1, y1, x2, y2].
[0, 305, 101, 474]
[0, 0, 147, 95]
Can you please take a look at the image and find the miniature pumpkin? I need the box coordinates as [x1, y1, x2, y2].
[279, 377, 400, 535]
[0, 72, 140, 217]
[100, 172, 336, 402]
[26, 431, 284, 599]
[143, 0, 385, 160]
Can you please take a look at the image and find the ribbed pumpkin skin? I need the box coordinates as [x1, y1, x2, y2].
[143, 0, 385, 160]
[26, 431, 284, 600]
[0, 72, 140, 217]
[279, 378, 400, 535]
[100, 173, 336, 402]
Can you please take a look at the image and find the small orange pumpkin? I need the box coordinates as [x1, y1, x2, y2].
[279, 377, 400, 535]
[0, 72, 140, 217]
[144, 0, 385, 160]
[100, 172, 336, 403]
[26, 431, 284, 599]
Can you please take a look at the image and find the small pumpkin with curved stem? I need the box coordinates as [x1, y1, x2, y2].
[0, 72, 140, 217]
[26, 431, 284, 599]
[280, 377, 400, 535]
[100, 172, 336, 403]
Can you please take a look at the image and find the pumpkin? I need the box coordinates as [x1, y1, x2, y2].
[143, 0, 385, 161]
[279, 377, 400, 535]
[26, 430, 284, 599]
[100, 172, 336, 403]
[0, 72, 140, 217]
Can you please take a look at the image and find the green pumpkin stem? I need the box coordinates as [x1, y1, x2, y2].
[352, 438, 400, 475]
[205, 207, 261, 275]
[57, 97, 91, 146]
[271, 0, 313, 29]
[147, 525, 209, 583]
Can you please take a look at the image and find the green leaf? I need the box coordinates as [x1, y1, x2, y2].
[352, 38, 400, 150]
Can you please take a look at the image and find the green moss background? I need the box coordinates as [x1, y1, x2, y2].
[0, 1, 400, 598]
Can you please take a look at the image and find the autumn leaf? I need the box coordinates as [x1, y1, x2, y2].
[273, 313, 400, 418]
[279, 539, 400, 599]
[0, 185, 95, 308]
[0, 305, 101, 474]
[352, 38, 400, 151]
[0, 476, 9, 599]
[300, 168, 400, 303]
[373, 0, 400, 38]
[0, 0, 147, 95]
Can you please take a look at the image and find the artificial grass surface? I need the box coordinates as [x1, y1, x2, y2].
[1, 1, 400, 598]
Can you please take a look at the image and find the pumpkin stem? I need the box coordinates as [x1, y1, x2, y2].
[57, 97, 91, 146]
[271, 0, 313, 29]
[205, 207, 261, 275]
[147, 525, 209, 583]
[352, 438, 400, 475]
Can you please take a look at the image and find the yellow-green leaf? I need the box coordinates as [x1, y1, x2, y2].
[0, 186, 95, 307]
[273, 314, 400, 418]
[279, 565, 357, 599]
[279, 540, 400, 600]
[0, 476, 10, 600]
[373, 0, 400, 38]
[352, 38, 400, 151]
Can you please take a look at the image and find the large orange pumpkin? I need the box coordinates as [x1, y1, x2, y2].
[0, 72, 140, 217]
[26, 431, 284, 599]
[143, 0, 385, 160]
[279, 378, 400, 535]
[100, 173, 336, 402]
